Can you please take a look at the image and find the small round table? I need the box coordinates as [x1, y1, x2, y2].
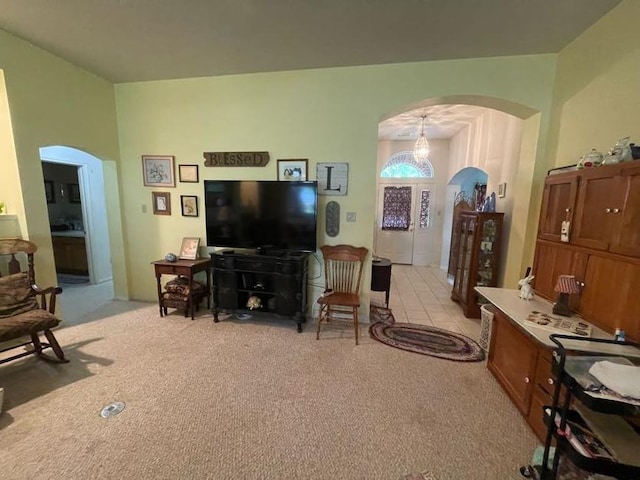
[370, 257, 392, 307]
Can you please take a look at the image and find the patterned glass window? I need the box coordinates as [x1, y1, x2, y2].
[381, 152, 434, 178]
[419, 190, 431, 228]
[382, 186, 412, 230]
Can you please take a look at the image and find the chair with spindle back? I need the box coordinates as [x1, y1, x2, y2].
[316, 244, 368, 345]
[0, 238, 67, 364]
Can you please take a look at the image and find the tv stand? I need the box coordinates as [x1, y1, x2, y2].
[210, 250, 309, 332]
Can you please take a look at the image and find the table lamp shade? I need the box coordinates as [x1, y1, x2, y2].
[554, 275, 580, 294]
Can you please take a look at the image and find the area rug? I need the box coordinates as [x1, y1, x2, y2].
[369, 304, 395, 324]
[369, 322, 485, 362]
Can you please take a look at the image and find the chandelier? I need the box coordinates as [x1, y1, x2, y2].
[413, 115, 430, 162]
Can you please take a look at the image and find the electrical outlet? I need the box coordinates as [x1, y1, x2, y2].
[142, 204, 147, 213]
[346, 212, 356, 222]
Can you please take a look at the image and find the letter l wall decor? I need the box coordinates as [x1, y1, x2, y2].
[316, 162, 348, 196]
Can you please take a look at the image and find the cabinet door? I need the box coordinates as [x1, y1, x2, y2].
[532, 241, 587, 306]
[538, 173, 578, 242]
[487, 310, 539, 415]
[572, 168, 619, 250]
[580, 255, 640, 340]
[452, 216, 472, 301]
[609, 164, 640, 257]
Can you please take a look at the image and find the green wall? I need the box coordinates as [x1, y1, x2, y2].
[116, 55, 557, 302]
[0, 29, 127, 297]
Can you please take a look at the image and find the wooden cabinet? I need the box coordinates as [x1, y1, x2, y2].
[487, 309, 556, 442]
[451, 211, 503, 318]
[534, 162, 640, 341]
[51, 235, 88, 275]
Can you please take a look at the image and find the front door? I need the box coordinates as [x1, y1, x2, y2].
[375, 184, 416, 264]
[375, 182, 437, 265]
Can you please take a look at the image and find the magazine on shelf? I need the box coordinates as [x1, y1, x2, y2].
[545, 408, 616, 461]
[525, 311, 592, 337]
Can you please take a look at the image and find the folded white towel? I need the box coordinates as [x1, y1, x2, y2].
[588, 360, 640, 400]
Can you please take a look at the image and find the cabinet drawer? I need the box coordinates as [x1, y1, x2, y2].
[534, 351, 556, 397]
[528, 389, 552, 442]
[155, 264, 190, 276]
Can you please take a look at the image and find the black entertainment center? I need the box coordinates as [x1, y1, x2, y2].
[204, 180, 317, 332]
[210, 250, 309, 332]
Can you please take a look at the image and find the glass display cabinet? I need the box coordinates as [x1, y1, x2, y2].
[451, 211, 504, 318]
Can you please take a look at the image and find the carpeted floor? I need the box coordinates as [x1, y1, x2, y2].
[0, 303, 539, 479]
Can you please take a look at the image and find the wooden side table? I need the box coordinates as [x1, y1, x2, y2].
[152, 258, 211, 320]
[371, 257, 392, 307]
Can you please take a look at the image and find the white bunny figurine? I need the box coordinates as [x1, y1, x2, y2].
[518, 274, 535, 300]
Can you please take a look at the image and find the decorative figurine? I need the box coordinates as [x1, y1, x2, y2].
[246, 295, 262, 310]
[518, 274, 535, 300]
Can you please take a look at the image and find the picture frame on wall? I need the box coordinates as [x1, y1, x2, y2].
[68, 183, 81, 203]
[152, 192, 171, 215]
[277, 159, 308, 181]
[179, 237, 200, 260]
[44, 180, 55, 204]
[142, 155, 176, 187]
[181, 195, 198, 217]
[316, 162, 348, 196]
[178, 164, 199, 183]
[498, 183, 507, 198]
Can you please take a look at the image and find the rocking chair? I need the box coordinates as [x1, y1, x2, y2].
[0, 239, 67, 364]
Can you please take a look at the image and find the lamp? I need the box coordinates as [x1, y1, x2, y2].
[552, 275, 581, 317]
[413, 115, 430, 162]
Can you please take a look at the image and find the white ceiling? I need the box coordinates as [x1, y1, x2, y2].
[0, 0, 620, 139]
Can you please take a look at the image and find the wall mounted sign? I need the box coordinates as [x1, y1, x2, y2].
[316, 162, 348, 196]
[203, 152, 270, 167]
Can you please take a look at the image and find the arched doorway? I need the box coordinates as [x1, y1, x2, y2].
[40, 146, 113, 285]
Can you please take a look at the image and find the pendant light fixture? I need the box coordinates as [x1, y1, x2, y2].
[413, 115, 430, 162]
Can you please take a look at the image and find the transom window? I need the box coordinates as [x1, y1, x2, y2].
[380, 152, 434, 178]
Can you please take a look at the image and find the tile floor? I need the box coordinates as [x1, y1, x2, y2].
[370, 264, 483, 340]
[58, 264, 483, 342]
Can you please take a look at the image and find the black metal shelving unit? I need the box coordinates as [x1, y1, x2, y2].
[521, 334, 640, 479]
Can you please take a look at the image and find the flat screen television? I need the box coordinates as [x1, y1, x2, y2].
[204, 180, 318, 252]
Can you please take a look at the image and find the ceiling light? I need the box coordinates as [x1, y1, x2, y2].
[413, 115, 430, 162]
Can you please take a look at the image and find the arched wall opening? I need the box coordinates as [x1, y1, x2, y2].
[40, 146, 113, 286]
[377, 94, 541, 288]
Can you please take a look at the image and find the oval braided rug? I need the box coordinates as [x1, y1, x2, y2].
[369, 322, 485, 362]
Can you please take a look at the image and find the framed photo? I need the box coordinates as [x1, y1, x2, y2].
[142, 155, 176, 187]
[179, 237, 200, 260]
[44, 180, 55, 204]
[68, 183, 81, 203]
[316, 162, 348, 196]
[179, 164, 199, 183]
[152, 192, 171, 215]
[498, 183, 507, 198]
[181, 195, 198, 217]
[277, 159, 308, 181]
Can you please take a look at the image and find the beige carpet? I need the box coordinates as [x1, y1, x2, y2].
[0, 304, 538, 479]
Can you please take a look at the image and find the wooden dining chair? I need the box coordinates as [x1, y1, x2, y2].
[316, 244, 368, 345]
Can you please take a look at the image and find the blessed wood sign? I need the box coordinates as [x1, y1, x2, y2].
[203, 152, 270, 167]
